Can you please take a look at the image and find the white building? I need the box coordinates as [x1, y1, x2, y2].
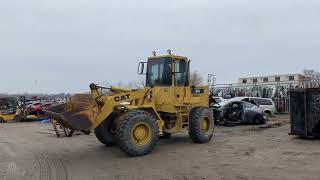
[238, 74, 311, 87]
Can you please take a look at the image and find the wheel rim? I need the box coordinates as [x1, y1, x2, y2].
[201, 117, 211, 134]
[14, 115, 21, 122]
[131, 122, 152, 146]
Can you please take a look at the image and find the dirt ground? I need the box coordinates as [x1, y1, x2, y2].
[1, 115, 320, 180]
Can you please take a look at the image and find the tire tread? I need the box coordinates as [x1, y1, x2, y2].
[189, 107, 214, 143]
[116, 110, 159, 156]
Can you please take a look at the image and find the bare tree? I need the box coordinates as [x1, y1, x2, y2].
[190, 71, 204, 86]
[127, 78, 145, 89]
[303, 69, 320, 82]
[99, 81, 111, 87]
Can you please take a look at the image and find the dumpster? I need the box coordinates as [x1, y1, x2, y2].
[290, 88, 320, 138]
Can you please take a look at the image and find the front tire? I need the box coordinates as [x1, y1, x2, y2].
[0, 117, 4, 123]
[257, 115, 267, 125]
[116, 110, 159, 157]
[94, 116, 117, 146]
[189, 107, 214, 143]
[265, 111, 272, 117]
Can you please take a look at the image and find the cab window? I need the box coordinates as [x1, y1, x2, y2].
[175, 60, 188, 86]
[146, 58, 172, 87]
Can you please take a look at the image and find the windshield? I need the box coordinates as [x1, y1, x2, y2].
[146, 58, 172, 87]
[251, 98, 274, 105]
[214, 98, 222, 103]
[0, 98, 16, 110]
[219, 101, 229, 107]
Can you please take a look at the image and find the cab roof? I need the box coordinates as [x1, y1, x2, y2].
[148, 54, 188, 61]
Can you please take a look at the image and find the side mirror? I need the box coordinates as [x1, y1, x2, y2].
[137, 62, 147, 75]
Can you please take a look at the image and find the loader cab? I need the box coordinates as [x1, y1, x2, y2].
[137, 51, 208, 108]
[139, 53, 190, 88]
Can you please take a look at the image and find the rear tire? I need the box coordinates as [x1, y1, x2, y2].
[116, 110, 159, 157]
[189, 107, 214, 143]
[0, 117, 4, 123]
[94, 116, 117, 146]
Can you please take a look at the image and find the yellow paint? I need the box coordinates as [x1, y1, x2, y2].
[131, 122, 152, 146]
[0, 114, 16, 122]
[201, 117, 210, 134]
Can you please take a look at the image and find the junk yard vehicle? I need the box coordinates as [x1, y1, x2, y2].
[45, 51, 214, 156]
[0, 97, 26, 123]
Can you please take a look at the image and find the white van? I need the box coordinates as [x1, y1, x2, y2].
[230, 97, 276, 116]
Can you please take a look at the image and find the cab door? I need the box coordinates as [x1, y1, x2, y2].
[173, 59, 188, 104]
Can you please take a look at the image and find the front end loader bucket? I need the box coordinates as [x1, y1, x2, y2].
[43, 102, 97, 131]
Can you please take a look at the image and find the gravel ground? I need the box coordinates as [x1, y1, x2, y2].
[1, 114, 320, 180]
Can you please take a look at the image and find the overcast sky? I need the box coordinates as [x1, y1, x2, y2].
[0, 0, 319, 93]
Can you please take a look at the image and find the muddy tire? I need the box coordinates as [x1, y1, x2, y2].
[189, 107, 214, 143]
[94, 116, 117, 146]
[116, 110, 159, 157]
[14, 115, 22, 122]
[0, 117, 4, 123]
[254, 115, 266, 125]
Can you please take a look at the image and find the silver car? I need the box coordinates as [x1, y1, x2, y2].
[229, 97, 276, 116]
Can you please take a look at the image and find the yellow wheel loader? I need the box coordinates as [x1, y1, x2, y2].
[45, 51, 214, 156]
[0, 97, 25, 123]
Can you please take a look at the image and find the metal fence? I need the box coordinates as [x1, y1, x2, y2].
[273, 97, 290, 113]
[210, 81, 320, 114]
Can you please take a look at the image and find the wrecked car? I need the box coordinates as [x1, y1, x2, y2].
[229, 97, 276, 116]
[211, 100, 267, 125]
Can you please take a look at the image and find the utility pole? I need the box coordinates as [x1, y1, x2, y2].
[207, 74, 216, 93]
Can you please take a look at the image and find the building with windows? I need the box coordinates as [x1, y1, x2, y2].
[238, 74, 311, 87]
